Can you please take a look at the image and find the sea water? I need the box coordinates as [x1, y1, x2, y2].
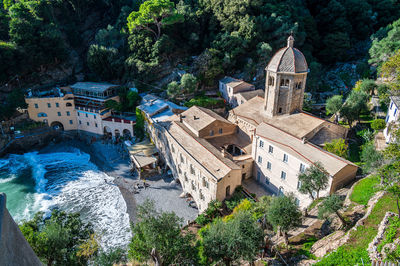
[0, 148, 131, 250]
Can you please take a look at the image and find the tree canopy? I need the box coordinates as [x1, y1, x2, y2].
[128, 200, 198, 265]
[266, 194, 302, 246]
[298, 162, 330, 200]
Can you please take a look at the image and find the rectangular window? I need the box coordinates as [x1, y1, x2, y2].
[210, 130, 214, 136]
[190, 164, 195, 175]
[85, 114, 88, 118]
[395, 108, 397, 116]
[219, 128, 223, 134]
[259, 140, 264, 148]
[95, 123, 98, 127]
[297, 180, 302, 189]
[283, 154, 288, 163]
[56, 103, 59, 107]
[268, 145, 274, 154]
[258, 156, 262, 163]
[94, 115, 96, 119]
[57, 112, 61, 116]
[267, 161, 272, 170]
[390, 102, 393, 109]
[295, 198, 300, 206]
[265, 176, 270, 185]
[299, 163, 306, 173]
[66, 111, 70, 116]
[78, 112, 80, 116]
[69, 120, 73, 125]
[79, 120, 82, 124]
[281, 171, 286, 180]
[202, 177, 209, 189]
[87, 122, 89, 126]
[47, 103, 51, 108]
[34, 103, 38, 109]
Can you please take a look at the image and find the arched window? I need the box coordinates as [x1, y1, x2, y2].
[280, 79, 285, 86]
[38, 112, 47, 117]
[285, 79, 290, 86]
[297, 82, 302, 89]
[66, 102, 72, 107]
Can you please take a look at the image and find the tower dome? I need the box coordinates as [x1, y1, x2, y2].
[266, 36, 308, 73]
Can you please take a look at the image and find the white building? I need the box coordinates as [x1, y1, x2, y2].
[384, 96, 400, 143]
[219, 77, 255, 107]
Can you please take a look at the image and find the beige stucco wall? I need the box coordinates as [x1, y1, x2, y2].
[102, 119, 135, 137]
[200, 121, 237, 139]
[330, 165, 358, 193]
[76, 109, 106, 135]
[252, 135, 332, 208]
[26, 95, 77, 131]
[146, 121, 241, 212]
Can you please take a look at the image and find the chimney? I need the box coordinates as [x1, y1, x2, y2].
[179, 114, 183, 123]
[302, 137, 307, 144]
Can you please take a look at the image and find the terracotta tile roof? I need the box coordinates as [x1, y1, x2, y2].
[181, 106, 231, 132]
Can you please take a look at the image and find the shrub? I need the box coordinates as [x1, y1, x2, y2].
[371, 119, 386, 131]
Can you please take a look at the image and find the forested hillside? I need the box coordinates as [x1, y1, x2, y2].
[1, 0, 400, 109]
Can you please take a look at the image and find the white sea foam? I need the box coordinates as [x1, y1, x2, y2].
[1, 149, 131, 250]
[0, 175, 16, 183]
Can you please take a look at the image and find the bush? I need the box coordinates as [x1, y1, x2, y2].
[184, 96, 225, 108]
[195, 214, 211, 226]
[371, 119, 386, 131]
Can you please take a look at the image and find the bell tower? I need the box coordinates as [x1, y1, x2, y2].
[263, 35, 308, 117]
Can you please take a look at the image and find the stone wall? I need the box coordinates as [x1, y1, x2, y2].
[0, 193, 42, 266]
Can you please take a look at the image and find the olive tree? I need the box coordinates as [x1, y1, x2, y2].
[298, 162, 330, 200]
[267, 194, 302, 247]
[318, 194, 347, 227]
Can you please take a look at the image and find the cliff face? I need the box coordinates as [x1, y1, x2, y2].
[0, 193, 42, 266]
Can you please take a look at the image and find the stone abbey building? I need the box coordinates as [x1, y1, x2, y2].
[143, 36, 358, 212]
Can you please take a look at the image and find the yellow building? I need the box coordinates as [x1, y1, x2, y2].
[26, 82, 135, 137]
[25, 87, 77, 131]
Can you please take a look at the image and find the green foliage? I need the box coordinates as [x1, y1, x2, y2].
[267, 194, 302, 234]
[184, 96, 224, 108]
[324, 138, 348, 159]
[19, 209, 95, 265]
[134, 107, 145, 140]
[357, 79, 376, 95]
[381, 50, 400, 91]
[340, 90, 369, 127]
[225, 188, 246, 211]
[317, 194, 398, 265]
[8, 1, 66, 67]
[93, 248, 127, 266]
[298, 162, 329, 200]
[167, 73, 198, 98]
[318, 195, 346, 226]
[87, 45, 124, 80]
[361, 143, 383, 174]
[356, 128, 375, 143]
[369, 18, 400, 66]
[377, 216, 400, 252]
[200, 211, 264, 265]
[180, 73, 197, 93]
[371, 119, 386, 131]
[0, 87, 27, 120]
[195, 200, 223, 226]
[128, 200, 198, 265]
[127, 0, 183, 40]
[350, 175, 380, 205]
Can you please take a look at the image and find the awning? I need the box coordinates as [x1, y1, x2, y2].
[127, 139, 158, 168]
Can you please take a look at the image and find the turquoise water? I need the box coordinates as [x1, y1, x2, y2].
[0, 149, 131, 249]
